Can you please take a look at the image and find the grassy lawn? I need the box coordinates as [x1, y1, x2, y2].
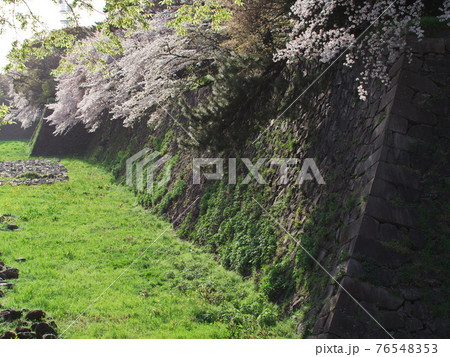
[0, 140, 32, 161]
[0, 141, 295, 338]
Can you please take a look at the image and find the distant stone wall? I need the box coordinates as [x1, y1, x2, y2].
[30, 119, 94, 157]
[0, 122, 37, 141]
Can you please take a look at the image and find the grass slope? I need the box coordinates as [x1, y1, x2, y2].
[0, 141, 295, 338]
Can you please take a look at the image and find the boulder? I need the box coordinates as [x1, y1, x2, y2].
[43, 334, 57, 339]
[0, 309, 23, 321]
[16, 326, 32, 333]
[17, 332, 36, 339]
[0, 268, 19, 279]
[0, 330, 17, 339]
[6, 225, 19, 231]
[35, 322, 57, 338]
[26, 309, 46, 321]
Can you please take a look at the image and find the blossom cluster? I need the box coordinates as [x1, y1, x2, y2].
[439, 0, 450, 24]
[6, 88, 42, 128]
[275, 0, 447, 100]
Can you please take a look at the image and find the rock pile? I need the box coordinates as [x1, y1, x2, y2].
[0, 255, 59, 339]
[0, 159, 68, 186]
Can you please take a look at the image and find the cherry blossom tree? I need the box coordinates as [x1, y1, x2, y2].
[45, 10, 223, 133]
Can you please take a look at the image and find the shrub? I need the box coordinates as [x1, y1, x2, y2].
[260, 262, 295, 303]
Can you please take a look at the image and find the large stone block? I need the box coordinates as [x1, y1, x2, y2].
[423, 57, 448, 73]
[409, 229, 426, 250]
[354, 147, 383, 176]
[389, 54, 405, 78]
[359, 215, 380, 241]
[420, 38, 446, 54]
[382, 312, 405, 330]
[370, 177, 398, 200]
[392, 100, 438, 126]
[405, 318, 424, 332]
[312, 316, 328, 335]
[379, 85, 398, 112]
[379, 223, 400, 242]
[339, 277, 404, 310]
[405, 56, 423, 72]
[365, 196, 418, 227]
[340, 217, 363, 242]
[375, 162, 421, 190]
[392, 133, 419, 151]
[430, 97, 449, 117]
[398, 71, 441, 96]
[388, 114, 409, 134]
[344, 258, 365, 278]
[396, 85, 415, 103]
[324, 309, 367, 338]
[350, 234, 410, 268]
[408, 125, 435, 142]
[372, 118, 389, 141]
[383, 147, 412, 166]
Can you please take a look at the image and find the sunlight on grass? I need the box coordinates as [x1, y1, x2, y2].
[0, 140, 30, 161]
[0, 141, 296, 339]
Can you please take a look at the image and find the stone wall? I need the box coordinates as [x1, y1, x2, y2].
[313, 37, 449, 338]
[0, 122, 37, 141]
[30, 118, 95, 157]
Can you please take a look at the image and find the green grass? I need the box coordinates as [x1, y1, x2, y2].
[0, 140, 31, 161]
[0, 141, 296, 339]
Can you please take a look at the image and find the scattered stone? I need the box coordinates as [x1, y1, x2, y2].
[0, 256, 58, 340]
[0, 282, 14, 289]
[0, 330, 17, 339]
[0, 268, 19, 279]
[0, 310, 8, 318]
[15, 258, 26, 263]
[17, 332, 36, 339]
[4, 225, 19, 231]
[0, 309, 23, 321]
[43, 334, 57, 339]
[26, 309, 46, 321]
[35, 322, 57, 339]
[16, 326, 32, 333]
